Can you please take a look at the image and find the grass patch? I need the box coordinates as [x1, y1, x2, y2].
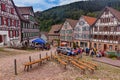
[0, 47, 7, 52]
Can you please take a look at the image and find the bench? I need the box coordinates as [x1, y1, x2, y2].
[52, 55, 67, 69]
[71, 61, 86, 74]
[75, 60, 95, 73]
[82, 60, 97, 69]
[24, 56, 50, 71]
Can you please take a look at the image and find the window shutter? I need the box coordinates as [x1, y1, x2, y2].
[2, 16, 4, 25]
[14, 20, 16, 27]
[12, 31, 15, 37]
[11, 8, 14, 14]
[6, 18, 8, 26]
[10, 19, 12, 26]
[15, 31, 16, 37]
[1, 3, 6, 11]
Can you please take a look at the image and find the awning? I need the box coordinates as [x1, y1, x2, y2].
[32, 38, 46, 44]
[61, 42, 67, 46]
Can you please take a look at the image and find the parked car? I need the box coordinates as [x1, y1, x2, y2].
[56, 47, 73, 55]
[56, 46, 64, 53]
[61, 47, 72, 55]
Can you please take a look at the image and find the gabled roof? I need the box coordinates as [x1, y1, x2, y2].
[17, 6, 34, 15]
[82, 16, 96, 26]
[66, 19, 78, 28]
[48, 24, 62, 35]
[16, 6, 38, 23]
[16, 7, 29, 22]
[106, 7, 120, 21]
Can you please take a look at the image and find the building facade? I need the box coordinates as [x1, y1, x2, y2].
[0, 0, 20, 46]
[74, 16, 96, 48]
[48, 24, 62, 46]
[91, 7, 120, 51]
[17, 6, 39, 42]
[60, 19, 78, 47]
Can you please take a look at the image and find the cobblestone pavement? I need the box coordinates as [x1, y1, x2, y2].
[93, 57, 120, 67]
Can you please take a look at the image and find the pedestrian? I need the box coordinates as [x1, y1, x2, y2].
[78, 48, 82, 58]
[90, 49, 94, 58]
[86, 48, 89, 56]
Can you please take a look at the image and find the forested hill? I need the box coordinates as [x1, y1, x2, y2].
[35, 0, 120, 31]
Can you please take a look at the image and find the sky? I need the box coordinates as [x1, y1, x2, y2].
[13, 0, 85, 12]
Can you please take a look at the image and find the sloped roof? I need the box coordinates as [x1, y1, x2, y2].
[83, 16, 96, 26]
[17, 6, 34, 15]
[66, 19, 78, 28]
[16, 7, 29, 22]
[48, 24, 62, 35]
[106, 7, 120, 21]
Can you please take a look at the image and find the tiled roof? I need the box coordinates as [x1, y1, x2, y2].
[48, 24, 62, 35]
[66, 19, 78, 28]
[17, 6, 33, 15]
[83, 16, 96, 26]
[106, 7, 120, 21]
[16, 7, 28, 21]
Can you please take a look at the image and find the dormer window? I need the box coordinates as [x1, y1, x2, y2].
[23, 15, 29, 19]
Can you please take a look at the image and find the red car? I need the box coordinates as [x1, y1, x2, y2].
[73, 49, 79, 55]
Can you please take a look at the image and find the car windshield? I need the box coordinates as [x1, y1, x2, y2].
[67, 48, 71, 50]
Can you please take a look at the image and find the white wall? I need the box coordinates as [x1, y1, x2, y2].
[0, 31, 9, 46]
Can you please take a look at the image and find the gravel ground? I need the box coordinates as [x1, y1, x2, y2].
[0, 48, 120, 80]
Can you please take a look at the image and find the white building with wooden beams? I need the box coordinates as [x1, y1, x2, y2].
[91, 7, 120, 51]
[0, 0, 20, 46]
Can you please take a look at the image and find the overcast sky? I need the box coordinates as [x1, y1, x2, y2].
[13, 0, 85, 12]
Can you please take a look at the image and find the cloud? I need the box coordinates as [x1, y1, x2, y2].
[13, 0, 85, 11]
[59, 0, 86, 5]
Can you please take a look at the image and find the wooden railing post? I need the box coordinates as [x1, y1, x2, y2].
[29, 56, 32, 68]
[14, 59, 17, 75]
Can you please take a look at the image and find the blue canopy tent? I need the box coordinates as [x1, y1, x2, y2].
[32, 38, 46, 44]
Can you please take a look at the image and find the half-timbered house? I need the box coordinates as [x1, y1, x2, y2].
[91, 7, 120, 51]
[60, 19, 78, 47]
[0, 0, 20, 46]
[74, 16, 96, 48]
[17, 6, 39, 43]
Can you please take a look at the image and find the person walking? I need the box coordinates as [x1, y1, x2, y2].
[90, 49, 94, 58]
[86, 48, 90, 56]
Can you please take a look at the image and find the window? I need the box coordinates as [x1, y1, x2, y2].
[1, 3, 6, 11]
[8, 19, 10, 26]
[109, 45, 112, 50]
[11, 8, 14, 14]
[79, 21, 85, 25]
[16, 31, 19, 37]
[64, 25, 67, 29]
[9, 31, 13, 38]
[98, 44, 101, 48]
[94, 43, 97, 48]
[0, 16, 1, 25]
[0, 35, 3, 43]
